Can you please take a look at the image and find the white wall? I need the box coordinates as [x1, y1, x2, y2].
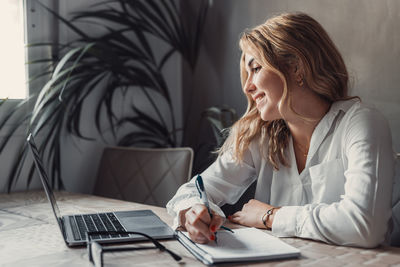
[188, 0, 400, 154]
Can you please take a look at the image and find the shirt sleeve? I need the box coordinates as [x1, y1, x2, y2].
[166, 145, 257, 229]
[272, 105, 395, 248]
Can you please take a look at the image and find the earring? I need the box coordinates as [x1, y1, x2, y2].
[298, 79, 304, 87]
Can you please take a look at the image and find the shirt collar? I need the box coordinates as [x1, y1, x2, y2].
[307, 99, 358, 162]
[328, 99, 357, 117]
[317, 99, 358, 133]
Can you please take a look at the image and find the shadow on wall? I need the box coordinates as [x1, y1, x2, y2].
[181, 0, 238, 167]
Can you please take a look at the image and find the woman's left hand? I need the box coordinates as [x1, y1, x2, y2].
[228, 199, 277, 229]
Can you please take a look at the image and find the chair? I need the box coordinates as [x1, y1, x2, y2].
[93, 146, 193, 207]
[391, 153, 400, 246]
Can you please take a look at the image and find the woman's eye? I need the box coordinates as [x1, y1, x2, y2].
[252, 66, 261, 73]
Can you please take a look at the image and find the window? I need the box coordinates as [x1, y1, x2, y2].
[0, 0, 27, 99]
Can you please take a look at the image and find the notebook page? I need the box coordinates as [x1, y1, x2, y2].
[181, 227, 300, 262]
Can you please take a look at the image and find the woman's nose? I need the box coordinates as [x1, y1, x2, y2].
[244, 79, 256, 94]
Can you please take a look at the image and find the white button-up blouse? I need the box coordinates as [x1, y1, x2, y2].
[166, 99, 395, 248]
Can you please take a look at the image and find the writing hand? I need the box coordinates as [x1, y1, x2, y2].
[180, 204, 224, 244]
[229, 199, 279, 229]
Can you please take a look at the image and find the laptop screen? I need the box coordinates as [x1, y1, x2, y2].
[27, 133, 64, 229]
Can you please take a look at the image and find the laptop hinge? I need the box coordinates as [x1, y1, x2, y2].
[59, 217, 68, 242]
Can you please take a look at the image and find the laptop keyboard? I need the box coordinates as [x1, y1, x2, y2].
[70, 212, 128, 241]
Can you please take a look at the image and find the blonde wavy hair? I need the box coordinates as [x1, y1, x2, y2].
[219, 12, 356, 170]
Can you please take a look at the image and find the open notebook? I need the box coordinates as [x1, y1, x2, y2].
[176, 227, 300, 265]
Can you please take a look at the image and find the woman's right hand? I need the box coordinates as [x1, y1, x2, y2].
[180, 204, 224, 244]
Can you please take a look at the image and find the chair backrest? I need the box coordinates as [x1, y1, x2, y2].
[392, 153, 400, 246]
[93, 146, 193, 207]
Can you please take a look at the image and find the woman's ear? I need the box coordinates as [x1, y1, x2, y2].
[292, 60, 304, 86]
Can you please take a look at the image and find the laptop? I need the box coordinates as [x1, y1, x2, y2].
[27, 133, 175, 247]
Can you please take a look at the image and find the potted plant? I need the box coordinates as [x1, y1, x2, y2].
[0, 0, 211, 192]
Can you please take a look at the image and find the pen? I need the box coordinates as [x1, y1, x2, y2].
[195, 175, 234, 243]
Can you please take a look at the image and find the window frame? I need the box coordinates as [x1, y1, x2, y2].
[0, 0, 58, 120]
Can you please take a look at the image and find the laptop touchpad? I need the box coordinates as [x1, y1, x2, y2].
[115, 210, 166, 230]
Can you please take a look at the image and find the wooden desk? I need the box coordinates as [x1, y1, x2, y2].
[0, 191, 399, 267]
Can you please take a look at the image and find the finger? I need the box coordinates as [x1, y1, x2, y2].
[185, 207, 213, 241]
[209, 214, 224, 232]
[185, 222, 209, 244]
[191, 204, 212, 224]
[229, 211, 243, 224]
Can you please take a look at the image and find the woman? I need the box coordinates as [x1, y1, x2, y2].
[167, 12, 394, 248]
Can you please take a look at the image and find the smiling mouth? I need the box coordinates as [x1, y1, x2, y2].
[254, 93, 265, 105]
